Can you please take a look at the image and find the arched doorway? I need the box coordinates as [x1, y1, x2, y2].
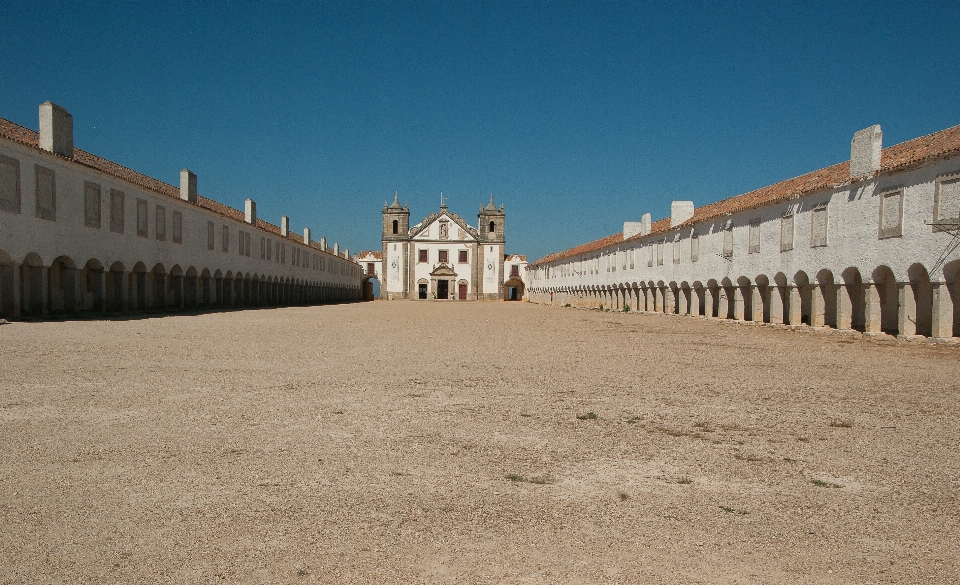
[503, 277, 524, 301]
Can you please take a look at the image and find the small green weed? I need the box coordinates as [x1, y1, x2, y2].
[720, 506, 750, 515]
[828, 419, 853, 428]
[811, 479, 842, 488]
[564, 303, 571, 307]
[623, 304, 631, 312]
[625, 416, 641, 424]
[520, 413, 532, 417]
[577, 412, 598, 420]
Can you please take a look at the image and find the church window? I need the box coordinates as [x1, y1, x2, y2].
[511, 265, 519, 277]
[458, 250, 468, 263]
[392, 219, 398, 234]
[418, 249, 428, 263]
[489, 221, 495, 233]
[439, 250, 448, 263]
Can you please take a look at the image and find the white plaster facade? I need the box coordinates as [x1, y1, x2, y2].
[529, 124, 960, 339]
[503, 254, 529, 301]
[380, 196, 507, 300]
[0, 102, 365, 319]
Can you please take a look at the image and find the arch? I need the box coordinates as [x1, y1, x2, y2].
[488, 220, 495, 233]
[814, 269, 837, 327]
[792, 271, 812, 325]
[754, 274, 770, 323]
[0, 249, 15, 319]
[944, 259, 960, 337]
[907, 263, 933, 337]
[49, 255, 78, 313]
[720, 277, 735, 319]
[392, 219, 398, 234]
[706, 278, 720, 318]
[79, 258, 106, 312]
[840, 267, 865, 330]
[691, 280, 705, 317]
[870, 265, 898, 334]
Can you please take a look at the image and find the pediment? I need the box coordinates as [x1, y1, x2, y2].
[429, 263, 459, 277]
[410, 209, 479, 241]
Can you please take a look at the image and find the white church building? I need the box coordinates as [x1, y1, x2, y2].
[379, 195, 509, 300]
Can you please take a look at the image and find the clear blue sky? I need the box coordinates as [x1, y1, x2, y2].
[2, 1, 959, 261]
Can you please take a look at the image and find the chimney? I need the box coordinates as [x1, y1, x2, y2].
[320, 236, 326, 251]
[334, 242, 339, 256]
[38, 101, 73, 158]
[670, 201, 694, 227]
[640, 213, 652, 236]
[244, 198, 256, 224]
[344, 248, 349, 260]
[180, 169, 197, 202]
[280, 215, 289, 237]
[623, 222, 643, 239]
[303, 227, 311, 246]
[850, 124, 882, 178]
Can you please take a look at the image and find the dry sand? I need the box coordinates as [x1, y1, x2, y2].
[0, 301, 958, 584]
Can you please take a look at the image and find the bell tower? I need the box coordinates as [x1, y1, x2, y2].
[382, 192, 409, 240]
[381, 192, 410, 300]
[477, 194, 506, 300]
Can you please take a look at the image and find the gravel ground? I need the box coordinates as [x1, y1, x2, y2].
[0, 301, 958, 584]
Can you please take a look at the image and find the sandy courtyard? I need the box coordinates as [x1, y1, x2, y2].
[0, 301, 958, 584]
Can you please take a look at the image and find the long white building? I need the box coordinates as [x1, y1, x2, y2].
[0, 102, 365, 319]
[529, 124, 960, 339]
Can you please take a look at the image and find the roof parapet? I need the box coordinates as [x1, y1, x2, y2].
[39, 101, 73, 158]
[851, 124, 882, 178]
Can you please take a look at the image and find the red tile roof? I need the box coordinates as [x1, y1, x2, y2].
[532, 123, 960, 266]
[0, 117, 344, 257]
[358, 251, 383, 259]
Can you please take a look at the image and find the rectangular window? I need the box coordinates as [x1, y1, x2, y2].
[238, 230, 245, 255]
[222, 225, 229, 252]
[748, 218, 761, 254]
[934, 172, 960, 228]
[245, 231, 251, 257]
[0, 154, 21, 214]
[110, 189, 125, 233]
[811, 203, 828, 247]
[629, 249, 635, 270]
[511, 264, 520, 277]
[780, 212, 794, 252]
[419, 249, 428, 263]
[207, 221, 215, 250]
[267, 239, 272, 261]
[155, 205, 166, 241]
[84, 182, 101, 228]
[879, 187, 904, 238]
[673, 238, 681, 264]
[260, 237, 266, 259]
[172, 210, 182, 243]
[35, 165, 56, 221]
[281, 243, 286, 264]
[656, 241, 664, 266]
[137, 198, 148, 237]
[647, 245, 654, 267]
[459, 250, 468, 263]
[690, 235, 699, 262]
[722, 223, 733, 258]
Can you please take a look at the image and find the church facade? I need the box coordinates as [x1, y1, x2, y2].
[381, 195, 506, 300]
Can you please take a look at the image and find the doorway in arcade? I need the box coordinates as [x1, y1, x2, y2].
[437, 279, 449, 299]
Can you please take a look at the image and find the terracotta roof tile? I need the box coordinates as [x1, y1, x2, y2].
[532, 123, 960, 266]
